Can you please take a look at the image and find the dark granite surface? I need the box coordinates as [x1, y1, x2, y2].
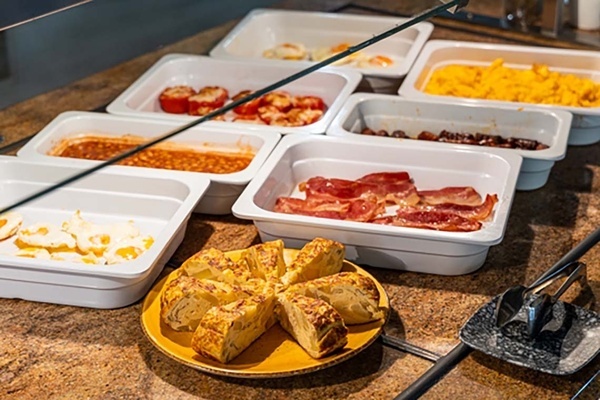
[0, 1, 599, 399]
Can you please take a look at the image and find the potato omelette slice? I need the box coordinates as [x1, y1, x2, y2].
[191, 293, 276, 363]
[160, 275, 252, 331]
[179, 248, 252, 285]
[280, 237, 345, 286]
[285, 272, 384, 325]
[276, 292, 348, 359]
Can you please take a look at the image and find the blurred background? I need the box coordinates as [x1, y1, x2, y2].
[0, 0, 277, 109]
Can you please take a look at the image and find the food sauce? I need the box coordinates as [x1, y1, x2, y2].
[50, 135, 254, 174]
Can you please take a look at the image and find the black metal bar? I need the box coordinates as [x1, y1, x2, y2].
[380, 334, 441, 363]
[394, 342, 472, 400]
[571, 369, 600, 400]
[0, 0, 466, 216]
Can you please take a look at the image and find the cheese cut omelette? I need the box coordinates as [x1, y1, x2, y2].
[242, 239, 287, 283]
[160, 275, 253, 331]
[276, 292, 348, 359]
[191, 294, 277, 363]
[280, 237, 345, 286]
[286, 272, 384, 325]
[179, 248, 252, 285]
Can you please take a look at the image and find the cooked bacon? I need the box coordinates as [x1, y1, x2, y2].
[417, 186, 482, 206]
[301, 176, 419, 206]
[274, 196, 384, 222]
[357, 171, 411, 184]
[373, 210, 482, 232]
[402, 194, 498, 221]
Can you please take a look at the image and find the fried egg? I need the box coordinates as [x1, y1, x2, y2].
[0, 212, 23, 241]
[17, 222, 77, 250]
[263, 42, 308, 60]
[104, 235, 154, 265]
[50, 251, 105, 265]
[63, 211, 140, 256]
[15, 247, 52, 259]
[356, 54, 394, 68]
[310, 43, 359, 66]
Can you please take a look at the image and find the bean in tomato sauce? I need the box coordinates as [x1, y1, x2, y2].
[49, 136, 255, 174]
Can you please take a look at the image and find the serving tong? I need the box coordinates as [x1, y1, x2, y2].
[396, 226, 600, 400]
[494, 226, 600, 332]
[523, 261, 587, 339]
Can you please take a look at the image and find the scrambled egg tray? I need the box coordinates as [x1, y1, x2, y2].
[424, 58, 600, 108]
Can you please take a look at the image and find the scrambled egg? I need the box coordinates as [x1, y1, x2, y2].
[424, 58, 600, 108]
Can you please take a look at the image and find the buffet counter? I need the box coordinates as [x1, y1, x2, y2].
[0, 1, 598, 399]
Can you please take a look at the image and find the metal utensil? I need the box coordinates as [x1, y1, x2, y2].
[396, 226, 600, 400]
[494, 226, 600, 328]
[380, 333, 441, 363]
[525, 261, 587, 338]
[495, 260, 580, 328]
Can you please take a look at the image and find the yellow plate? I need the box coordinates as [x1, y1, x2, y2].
[140, 248, 390, 378]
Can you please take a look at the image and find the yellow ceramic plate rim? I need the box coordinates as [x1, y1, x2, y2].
[140, 248, 390, 378]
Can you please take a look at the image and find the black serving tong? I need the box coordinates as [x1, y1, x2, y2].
[395, 226, 600, 400]
[525, 261, 587, 339]
[495, 227, 600, 329]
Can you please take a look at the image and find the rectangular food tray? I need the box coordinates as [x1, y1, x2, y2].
[398, 40, 600, 146]
[327, 93, 572, 191]
[0, 157, 209, 308]
[16, 111, 281, 215]
[209, 9, 433, 93]
[106, 54, 361, 134]
[232, 135, 522, 275]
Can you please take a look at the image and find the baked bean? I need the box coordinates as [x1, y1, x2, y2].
[50, 136, 254, 174]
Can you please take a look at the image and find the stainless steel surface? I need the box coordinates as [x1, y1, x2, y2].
[540, 0, 566, 36]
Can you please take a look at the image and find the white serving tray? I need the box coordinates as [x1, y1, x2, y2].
[106, 54, 361, 135]
[232, 135, 522, 276]
[327, 93, 572, 191]
[398, 40, 600, 146]
[0, 157, 209, 308]
[17, 111, 281, 215]
[209, 9, 433, 93]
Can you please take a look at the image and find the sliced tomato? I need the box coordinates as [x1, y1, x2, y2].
[286, 108, 324, 126]
[158, 85, 196, 114]
[188, 86, 229, 115]
[232, 114, 266, 125]
[262, 91, 293, 112]
[292, 95, 326, 111]
[257, 105, 287, 125]
[188, 105, 218, 116]
[231, 90, 263, 115]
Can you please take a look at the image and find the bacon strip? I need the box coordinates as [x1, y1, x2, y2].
[274, 172, 498, 233]
[301, 176, 419, 206]
[417, 186, 482, 206]
[373, 210, 482, 232]
[357, 171, 411, 184]
[398, 194, 498, 221]
[274, 196, 384, 222]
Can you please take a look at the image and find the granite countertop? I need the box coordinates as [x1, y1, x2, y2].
[1, 1, 599, 399]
